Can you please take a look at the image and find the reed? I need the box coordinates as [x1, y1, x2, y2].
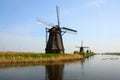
[0, 52, 83, 64]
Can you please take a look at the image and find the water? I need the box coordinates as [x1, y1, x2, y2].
[0, 55, 120, 80]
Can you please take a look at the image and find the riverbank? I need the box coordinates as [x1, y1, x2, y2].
[0, 52, 84, 64]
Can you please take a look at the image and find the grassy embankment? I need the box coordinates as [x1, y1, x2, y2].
[0, 52, 84, 64]
[74, 51, 95, 58]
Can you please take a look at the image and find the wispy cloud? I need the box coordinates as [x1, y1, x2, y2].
[85, 0, 107, 8]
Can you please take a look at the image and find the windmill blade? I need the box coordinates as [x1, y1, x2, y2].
[76, 46, 89, 48]
[56, 5, 60, 27]
[36, 18, 55, 27]
[83, 47, 89, 48]
[76, 46, 81, 48]
[80, 41, 89, 48]
[81, 40, 83, 47]
[62, 27, 77, 32]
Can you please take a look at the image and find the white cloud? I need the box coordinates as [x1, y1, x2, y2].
[85, 0, 107, 8]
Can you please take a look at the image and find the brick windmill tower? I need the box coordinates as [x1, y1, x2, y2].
[37, 6, 77, 54]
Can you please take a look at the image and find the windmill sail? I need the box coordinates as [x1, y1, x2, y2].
[62, 27, 77, 32]
[45, 6, 64, 54]
[56, 6, 60, 27]
[36, 19, 55, 27]
[76, 41, 89, 52]
[37, 5, 77, 54]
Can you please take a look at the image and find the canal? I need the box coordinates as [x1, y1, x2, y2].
[0, 55, 120, 80]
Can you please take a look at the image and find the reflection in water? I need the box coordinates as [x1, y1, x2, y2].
[1, 55, 120, 80]
[45, 64, 64, 80]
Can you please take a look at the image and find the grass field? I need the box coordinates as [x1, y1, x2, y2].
[0, 52, 84, 64]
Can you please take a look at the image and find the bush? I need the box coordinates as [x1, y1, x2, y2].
[73, 51, 79, 54]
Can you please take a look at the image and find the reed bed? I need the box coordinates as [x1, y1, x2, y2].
[0, 52, 83, 64]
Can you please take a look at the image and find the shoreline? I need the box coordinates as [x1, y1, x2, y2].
[0, 52, 84, 64]
[0, 58, 85, 68]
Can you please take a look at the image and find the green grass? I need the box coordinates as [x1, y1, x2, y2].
[0, 53, 56, 58]
[74, 51, 95, 57]
[0, 52, 84, 64]
[0, 53, 75, 58]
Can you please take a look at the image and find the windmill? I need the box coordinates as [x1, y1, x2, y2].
[37, 6, 77, 54]
[76, 40, 89, 53]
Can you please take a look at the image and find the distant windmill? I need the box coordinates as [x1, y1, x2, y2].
[76, 41, 89, 53]
[37, 6, 77, 54]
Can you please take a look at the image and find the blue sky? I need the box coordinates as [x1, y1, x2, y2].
[0, 0, 120, 53]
